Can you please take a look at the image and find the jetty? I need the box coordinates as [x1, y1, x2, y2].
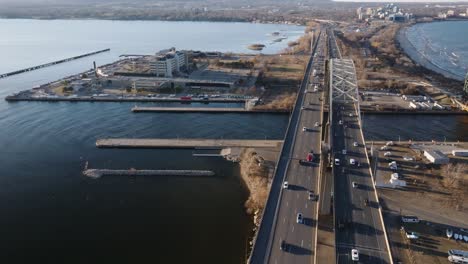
[96, 138, 283, 149]
[83, 169, 215, 179]
[0, 49, 110, 79]
[5, 95, 246, 103]
[131, 106, 289, 114]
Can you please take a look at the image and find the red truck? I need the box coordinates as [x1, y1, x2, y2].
[180, 96, 192, 101]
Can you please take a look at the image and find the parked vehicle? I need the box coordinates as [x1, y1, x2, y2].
[406, 231, 419, 239]
[401, 215, 419, 223]
[283, 181, 289, 189]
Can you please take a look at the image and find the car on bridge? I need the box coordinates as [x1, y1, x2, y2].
[308, 191, 318, 201]
[351, 249, 359, 261]
[334, 158, 340, 166]
[296, 213, 303, 224]
[280, 240, 289, 252]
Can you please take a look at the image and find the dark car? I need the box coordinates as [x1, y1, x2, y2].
[308, 191, 318, 201]
[280, 240, 289, 251]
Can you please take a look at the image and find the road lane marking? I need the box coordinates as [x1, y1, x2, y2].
[286, 202, 289, 207]
[283, 217, 286, 224]
[292, 225, 295, 233]
[301, 240, 304, 247]
[305, 202, 308, 209]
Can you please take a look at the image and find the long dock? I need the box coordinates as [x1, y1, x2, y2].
[0, 49, 110, 79]
[83, 169, 215, 179]
[131, 106, 289, 114]
[5, 95, 246, 103]
[96, 138, 283, 149]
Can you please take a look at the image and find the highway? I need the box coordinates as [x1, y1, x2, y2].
[332, 101, 391, 264]
[249, 30, 327, 264]
[329, 31, 392, 263]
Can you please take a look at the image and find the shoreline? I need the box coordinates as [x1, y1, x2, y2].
[396, 20, 467, 82]
[0, 17, 306, 26]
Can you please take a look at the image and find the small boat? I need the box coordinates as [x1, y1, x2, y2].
[447, 229, 453, 239]
[463, 235, 468, 242]
[454, 233, 459, 240]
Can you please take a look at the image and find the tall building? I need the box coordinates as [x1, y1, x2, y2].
[357, 7, 363, 20]
[151, 49, 187, 77]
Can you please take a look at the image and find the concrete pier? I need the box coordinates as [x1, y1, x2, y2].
[83, 169, 215, 179]
[131, 106, 289, 114]
[96, 138, 283, 149]
[5, 95, 246, 103]
[0, 49, 110, 79]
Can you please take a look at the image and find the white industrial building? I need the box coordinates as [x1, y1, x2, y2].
[151, 49, 188, 77]
[424, 150, 449, 164]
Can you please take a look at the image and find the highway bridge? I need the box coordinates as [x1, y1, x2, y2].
[329, 30, 393, 264]
[249, 27, 393, 264]
[249, 30, 327, 264]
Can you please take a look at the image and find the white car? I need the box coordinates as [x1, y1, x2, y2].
[339, 120, 343, 125]
[403, 156, 414, 161]
[342, 149, 347, 155]
[352, 182, 358, 188]
[350, 159, 356, 165]
[283, 181, 289, 189]
[301, 106, 306, 110]
[334, 159, 340, 166]
[406, 231, 419, 240]
[302, 127, 307, 132]
[296, 213, 303, 224]
[314, 122, 319, 127]
[353, 142, 358, 147]
[380, 146, 389, 151]
[351, 249, 359, 261]
[384, 151, 392, 157]
[349, 113, 353, 117]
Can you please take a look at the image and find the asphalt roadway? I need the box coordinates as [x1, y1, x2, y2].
[332, 101, 391, 264]
[249, 31, 326, 264]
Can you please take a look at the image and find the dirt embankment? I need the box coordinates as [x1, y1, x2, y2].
[238, 148, 275, 226]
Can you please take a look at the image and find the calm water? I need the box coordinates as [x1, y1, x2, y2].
[0, 19, 466, 264]
[398, 21, 468, 81]
[0, 19, 296, 264]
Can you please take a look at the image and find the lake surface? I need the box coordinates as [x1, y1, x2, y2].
[0, 19, 297, 264]
[0, 19, 466, 264]
[398, 20, 468, 81]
